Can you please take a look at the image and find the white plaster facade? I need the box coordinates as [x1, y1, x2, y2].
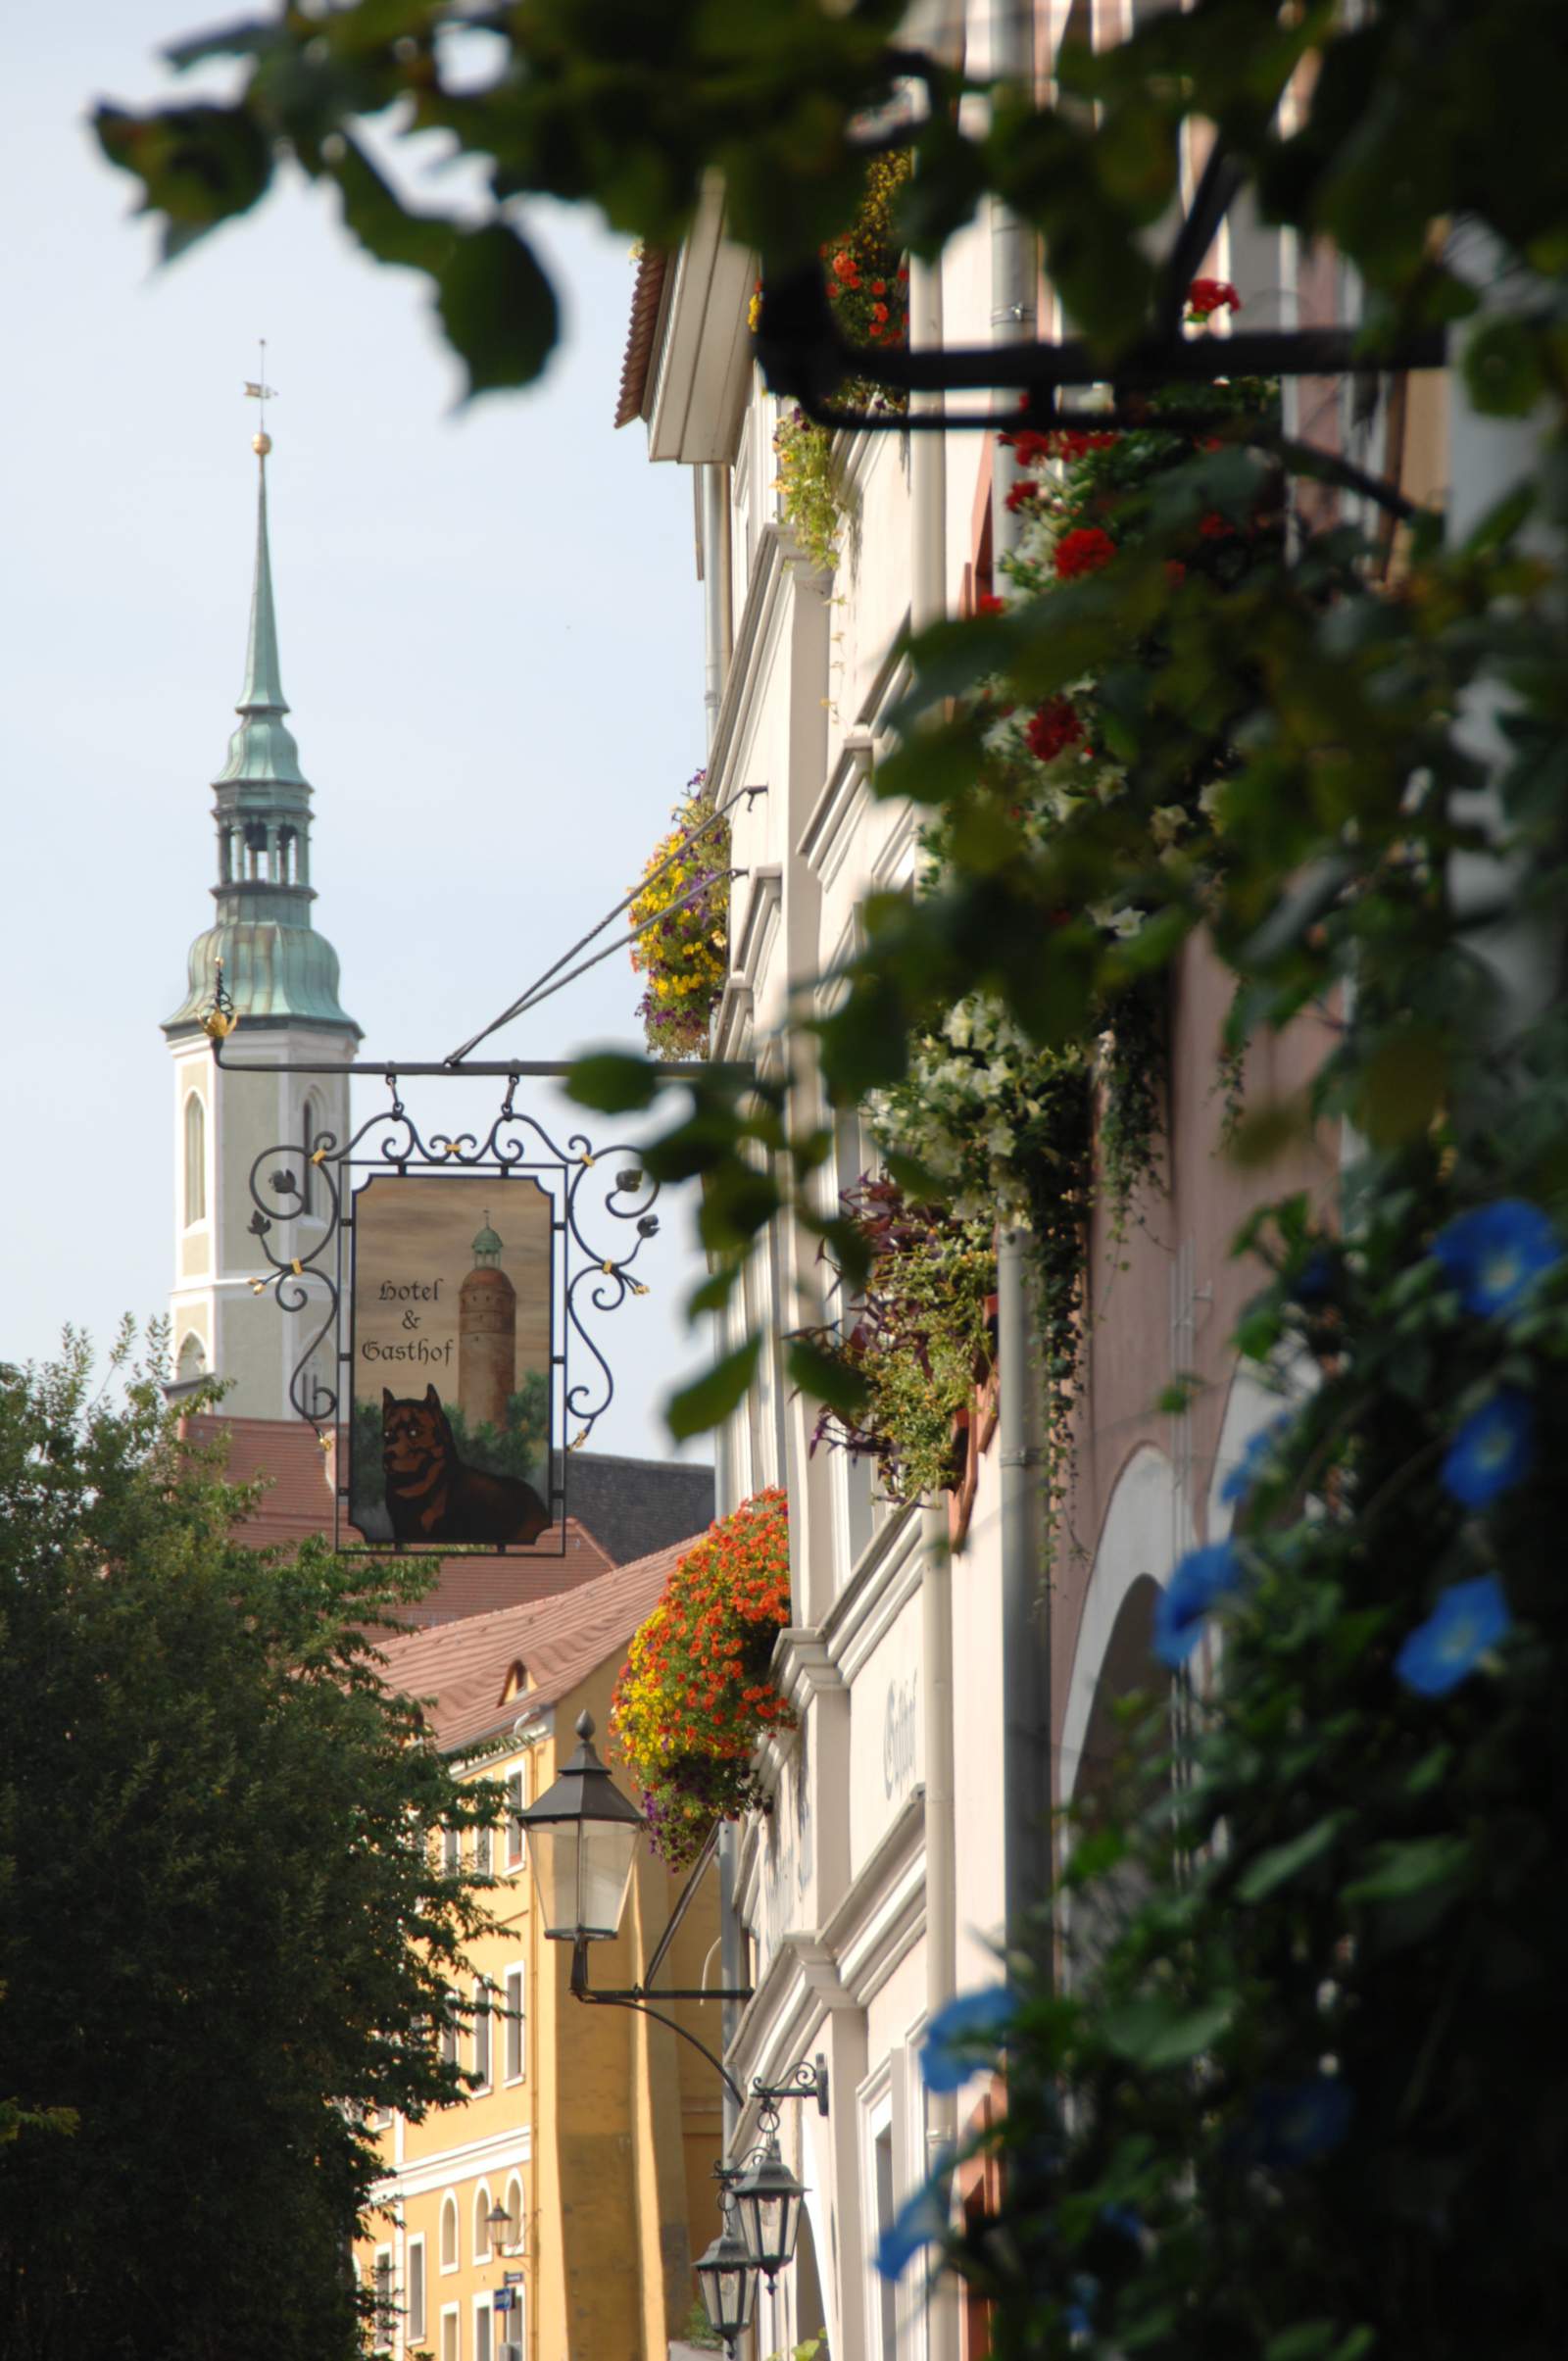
[619, 7, 1440, 2357]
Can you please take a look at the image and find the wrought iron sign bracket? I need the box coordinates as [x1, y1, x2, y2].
[205, 991, 705, 1556]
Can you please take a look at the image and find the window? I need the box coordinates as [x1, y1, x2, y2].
[503, 2174, 525, 2255]
[175, 1331, 206, 1385]
[505, 1766, 527, 1870]
[503, 1966, 526, 2085]
[474, 2184, 493, 2263]
[441, 1988, 461, 2072]
[474, 1821, 493, 1878]
[473, 2297, 494, 2361]
[442, 1824, 462, 1876]
[407, 2237, 426, 2344]
[183, 1092, 206, 1226]
[472, 1982, 492, 2089]
[874, 2124, 898, 2361]
[372, 2247, 395, 2353]
[440, 2193, 459, 2272]
[440, 2304, 460, 2361]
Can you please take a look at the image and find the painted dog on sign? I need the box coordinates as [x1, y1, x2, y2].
[381, 1385, 550, 1546]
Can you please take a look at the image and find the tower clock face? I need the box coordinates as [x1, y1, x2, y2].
[347, 1173, 555, 1549]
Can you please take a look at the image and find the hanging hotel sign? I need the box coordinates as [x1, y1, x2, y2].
[231, 1058, 661, 1556]
[351, 1174, 554, 1549]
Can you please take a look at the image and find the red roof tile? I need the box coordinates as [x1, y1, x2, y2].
[614, 248, 670, 428]
[370, 1532, 699, 1752]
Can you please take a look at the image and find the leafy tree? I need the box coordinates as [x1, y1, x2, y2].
[0, 1332, 495, 2361]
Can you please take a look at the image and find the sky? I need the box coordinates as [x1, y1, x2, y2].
[4, 7, 713, 1463]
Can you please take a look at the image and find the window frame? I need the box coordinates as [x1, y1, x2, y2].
[439, 2191, 460, 2275]
[471, 1979, 493, 2091]
[183, 1089, 207, 1228]
[407, 2234, 427, 2345]
[503, 1964, 526, 2087]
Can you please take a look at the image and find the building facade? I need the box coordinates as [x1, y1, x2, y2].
[356, 1547, 727, 2361]
[613, 8, 1453, 2361]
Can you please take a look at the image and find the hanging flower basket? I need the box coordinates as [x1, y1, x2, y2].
[610, 1490, 794, 1868]
[628, 773, 730, 1058]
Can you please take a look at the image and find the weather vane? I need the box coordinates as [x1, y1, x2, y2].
[244, 338, 277, 457]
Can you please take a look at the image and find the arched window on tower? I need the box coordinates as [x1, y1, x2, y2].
[176, 1332, 207, 1386]
[301, 1093, 320, 1216]
[184, 1092, 207, 1226]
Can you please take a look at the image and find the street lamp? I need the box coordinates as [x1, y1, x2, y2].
[731, 2129, 807, 2284]
[694, 2191, 759, 2353]
[485, 2200, 513, 2254]
[514, 1711, 644, 1947]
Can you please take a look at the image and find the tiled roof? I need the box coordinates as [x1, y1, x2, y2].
[182, 1414, 616, 1625]
[614, 248, 670, 428]
[371, 1532, 696, 1753]
[568, 1451, 713, 1568]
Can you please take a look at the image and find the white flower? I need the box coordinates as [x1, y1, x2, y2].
[1151, 805, 1187, 847]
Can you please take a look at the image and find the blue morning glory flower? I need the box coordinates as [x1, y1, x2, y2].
[873, 2177, 947, 2281]
[1431, 1200, 1560, 1317]
[1220, 1411, 1294, 1505]
[1252, 2076, 1353, 2167]
[1293, 1249, 1336, 1305]
[1441, 1389, 1535, 1510]
[1153, 1543, 1242, 1668]
[920, 1985, 1018, 2092]
[1395, 1573, 1512, 1697]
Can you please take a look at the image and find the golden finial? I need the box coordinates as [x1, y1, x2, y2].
[244, 337, 277, 458]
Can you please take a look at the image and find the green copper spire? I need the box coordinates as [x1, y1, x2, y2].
[163, 440, 361, 1040]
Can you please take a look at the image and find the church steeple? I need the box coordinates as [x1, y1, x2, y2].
[163, 434, 360, 1039]
[162, 398, 360, 1419]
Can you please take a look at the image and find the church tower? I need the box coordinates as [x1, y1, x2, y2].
[163, 422, 361, 1417]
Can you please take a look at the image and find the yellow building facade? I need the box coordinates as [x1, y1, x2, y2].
[358, 1544, 729, 2361]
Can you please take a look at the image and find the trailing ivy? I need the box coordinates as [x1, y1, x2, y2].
[805, 1175, 996, 1504]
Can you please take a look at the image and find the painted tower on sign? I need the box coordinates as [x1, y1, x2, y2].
[459, 1212, 517, 1433]
[162, 418, 361, 1416]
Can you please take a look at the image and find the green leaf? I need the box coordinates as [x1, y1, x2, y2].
[665, 1335, 761, 1441]
[1343, 1833, 1473, 1906]
[687, 1265, 741, 1317]
[566, 1052, 663, 1114]
[1463, 316, 1548, 419]
[437, 222, 561, 398]
[92, 102, 273, 261]
[786, 1338, 870, 1421]
[1236, 1812, 1351, 1903]
[1101, 1992, 1236, 2069]
[329, 132, 456, 274]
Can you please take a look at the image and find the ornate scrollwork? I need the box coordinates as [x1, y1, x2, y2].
[241, 1069, 662, 1543]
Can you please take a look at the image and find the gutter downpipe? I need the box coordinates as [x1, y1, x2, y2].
[911, 174, 960, 2361]
[991, 7, 1054, 1981]
[699, 456, 744, 2153]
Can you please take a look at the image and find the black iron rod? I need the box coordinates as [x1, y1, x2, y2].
[773, 321, 1446, 400]
[642, 1821, 723, 1992]
[210, 1039, 754, 1081]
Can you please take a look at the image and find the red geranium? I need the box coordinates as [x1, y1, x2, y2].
[1187, 276, 1241, 320]
[1026, 698, 1083, 764]
[1054, 525, 1117, 580]
[975, 592, 1006, 616]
